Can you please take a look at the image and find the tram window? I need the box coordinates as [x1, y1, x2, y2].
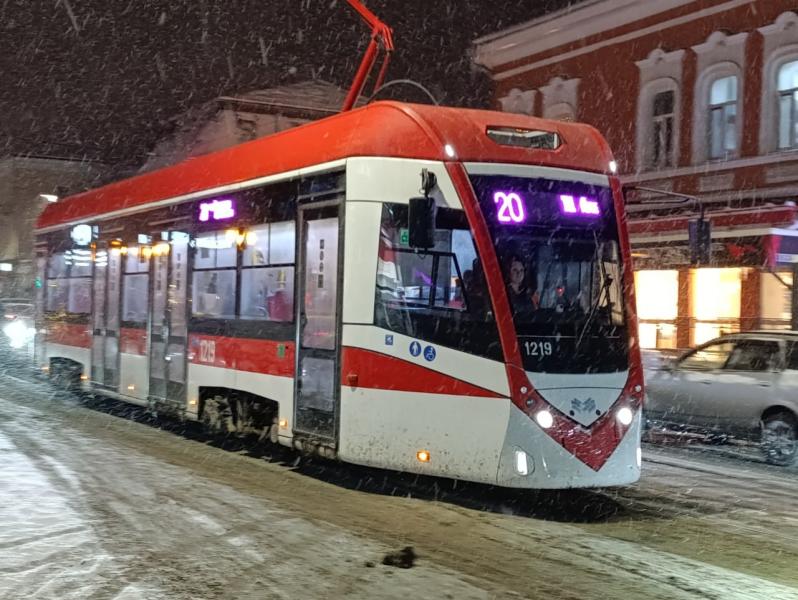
[194, 231, 236, 269]
[269, 221, 296, 264]
[242, 224, 270, 266]
[45, 251, 92, 314]
[122, 273, 149, 322]
[192, 270, 236, 319]
[374, 204, 502, 361]
[240, 221, 296, 321]
[46, 279, 69, 312]
[125, 248, 150, 273]
[67, 278, 92, 313]
[240, 266, 295, 321]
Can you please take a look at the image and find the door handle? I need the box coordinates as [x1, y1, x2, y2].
[699, 380, 713, 385]
[758, 382, 771, 387]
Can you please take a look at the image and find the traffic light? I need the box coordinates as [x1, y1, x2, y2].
[689, 218, 711, 265]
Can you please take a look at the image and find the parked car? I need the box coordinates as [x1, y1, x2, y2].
[0, 298, 35, 354]
[645, 331, 798, 466]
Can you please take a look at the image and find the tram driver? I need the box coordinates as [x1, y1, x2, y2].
[505, 255, 540, 320]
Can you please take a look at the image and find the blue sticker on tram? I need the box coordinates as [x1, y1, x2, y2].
[409, 341, 422, 357]
[423, 345, 437, 362]
[385, 334, 394, 346]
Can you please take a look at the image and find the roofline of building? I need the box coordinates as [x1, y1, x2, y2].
[215, 95, 341, 117]
[472, 0, 728, 75]
[0, 153, 108, 165]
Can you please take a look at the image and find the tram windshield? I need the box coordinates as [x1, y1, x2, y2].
[470, 174, 629, 374]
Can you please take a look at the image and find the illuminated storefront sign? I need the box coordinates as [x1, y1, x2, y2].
[198, 199, 236, 222]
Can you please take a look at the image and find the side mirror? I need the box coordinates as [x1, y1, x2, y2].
[408, 196, 437, 249]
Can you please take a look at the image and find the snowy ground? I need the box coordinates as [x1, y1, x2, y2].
[1, 371, 797, 600]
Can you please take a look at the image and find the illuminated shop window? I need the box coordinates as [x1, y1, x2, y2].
[760, 271, 792, 329]
[634, 270, 678, 349]
[691, 268, 741, 345]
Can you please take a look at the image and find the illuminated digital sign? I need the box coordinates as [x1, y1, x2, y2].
[492, 190, 601, 224]
[559, 194, 600, 216]
[493, 191, 526, 223]
[198, 199, 236, 222]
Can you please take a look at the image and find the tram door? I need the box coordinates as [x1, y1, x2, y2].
[91, 247, 121, 388]
[148, 234, 189, 408]
[294, 202, 342, 444]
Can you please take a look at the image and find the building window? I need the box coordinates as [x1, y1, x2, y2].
[691, 31, 747, 163]
[778, 60, 798, 149]
[758, 12, 798, 153]
[651, 91, 675, 168]
[691, 268, 741, 345]
[634, 270, 678, 349]
[708, 76, 738, 160]
[635, 48, 684, 171]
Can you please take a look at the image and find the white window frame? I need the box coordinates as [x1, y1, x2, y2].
[637, 79, 680, 170]
[498, 88, 536, 115]
[540, 77, 580, 122]
[758, 11, 798, 154]
[691, 31, 747, 164]
[636, 48, 684, 172]
[777, 60, 798, 150]
[707, 75, 739, 161]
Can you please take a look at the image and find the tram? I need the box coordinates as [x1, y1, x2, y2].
[34, 101, 643, 489]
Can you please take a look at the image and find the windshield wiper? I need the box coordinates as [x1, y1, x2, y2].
[575, 233, 612, 349]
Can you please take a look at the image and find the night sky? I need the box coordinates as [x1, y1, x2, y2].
[0, 1, 572, 166]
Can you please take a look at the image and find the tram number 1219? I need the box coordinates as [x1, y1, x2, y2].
[523, 340, 553, 357]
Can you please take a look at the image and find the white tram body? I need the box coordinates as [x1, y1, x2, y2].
[35, 102, 644, 489]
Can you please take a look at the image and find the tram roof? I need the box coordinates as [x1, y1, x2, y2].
[37, 101, 614, 231]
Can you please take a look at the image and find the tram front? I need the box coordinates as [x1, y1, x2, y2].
[464, 164, 643, 488]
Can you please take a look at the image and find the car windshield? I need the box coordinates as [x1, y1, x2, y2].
[470, 173, 628, 373]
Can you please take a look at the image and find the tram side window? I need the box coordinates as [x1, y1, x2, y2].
[192, 231, 237, 319]
[122, 248, 150, 324]
[46, 250, 92, 314]
[240, 221, 296, 321]
[374, 204, 502, 361]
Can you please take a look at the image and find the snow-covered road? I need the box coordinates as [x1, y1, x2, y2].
[1, 372, 797, 599]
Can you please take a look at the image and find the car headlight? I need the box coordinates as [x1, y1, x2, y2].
[3, 320, 33, 349]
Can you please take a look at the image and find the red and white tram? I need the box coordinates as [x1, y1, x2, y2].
[34, 101, 643, 488]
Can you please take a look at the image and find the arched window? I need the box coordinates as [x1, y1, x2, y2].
[691, 31, 747, 163]
[778, 60, 798, 149]
[708, 75, 738, 159]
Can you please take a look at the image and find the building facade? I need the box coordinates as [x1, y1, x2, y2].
[473, 0, 798, 348]
[0, 156, 104, 298]
[140, 80, 355, 173]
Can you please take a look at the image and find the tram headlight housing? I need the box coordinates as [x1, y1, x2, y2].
[616, 406, 634, 426]
[535, 410, 554, 429]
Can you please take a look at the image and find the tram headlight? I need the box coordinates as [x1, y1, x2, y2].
[535, 410, 554, 429]
[636, 447, 642, 469]
[616, 406, 634, 426]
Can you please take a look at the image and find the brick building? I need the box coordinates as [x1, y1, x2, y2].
[473, 0, 798, 348]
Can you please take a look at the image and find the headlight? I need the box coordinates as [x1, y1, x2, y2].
[535, 410, 554, 429]
[3, 320, 33, 349]
[616, 406, 634, 426]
